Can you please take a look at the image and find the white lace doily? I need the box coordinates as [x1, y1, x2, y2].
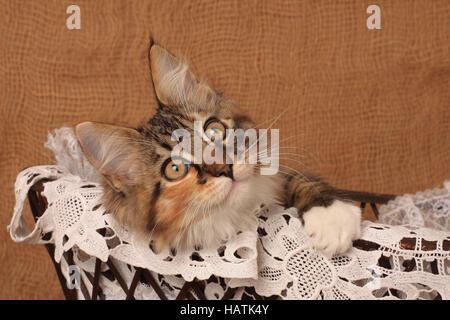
[229, 204, 450, 300]
[9, 165, 258, 282]
[378, 181, 450, 231]
[7, 127, 450, 300]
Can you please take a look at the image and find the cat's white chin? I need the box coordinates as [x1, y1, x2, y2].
[222, 178, 250, 204]
[180, 174, 283, 250]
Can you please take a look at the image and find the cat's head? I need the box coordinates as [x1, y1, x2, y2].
[76, 45, 279, 251]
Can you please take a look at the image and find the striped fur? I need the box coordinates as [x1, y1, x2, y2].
[283, 172, 338, 219]
[76, 44, 360, 254]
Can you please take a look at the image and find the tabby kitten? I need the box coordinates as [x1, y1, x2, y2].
[75, 45, 361, 257]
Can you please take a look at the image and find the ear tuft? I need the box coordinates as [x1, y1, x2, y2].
[75, 122, 143, 191]
[149, 45, 197, 107]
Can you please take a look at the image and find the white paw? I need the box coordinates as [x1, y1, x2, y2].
[303, 200, 361, 258]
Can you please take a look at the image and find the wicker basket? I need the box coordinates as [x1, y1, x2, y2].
[27, 178, 396, 300]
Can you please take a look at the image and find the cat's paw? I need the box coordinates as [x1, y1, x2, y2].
[303, 200, 361, 258]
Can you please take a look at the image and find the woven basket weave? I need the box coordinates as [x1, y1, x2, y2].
[27, 178, 396, 300]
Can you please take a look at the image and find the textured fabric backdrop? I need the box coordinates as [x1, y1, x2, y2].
[0, 0, 449, 299]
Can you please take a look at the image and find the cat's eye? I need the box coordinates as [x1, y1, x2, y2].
[162, 157, 190, 181]
[204, 118, 227, 141]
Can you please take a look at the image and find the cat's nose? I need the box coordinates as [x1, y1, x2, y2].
[215, 164, 233, 179]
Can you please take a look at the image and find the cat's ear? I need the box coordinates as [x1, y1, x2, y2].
[75, 122, 143, 192]
[150, 45, 198, 106]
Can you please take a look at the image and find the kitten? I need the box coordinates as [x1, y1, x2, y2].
[75, 45, 361, 257]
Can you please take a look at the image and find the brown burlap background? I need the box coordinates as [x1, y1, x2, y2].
[0, 0, 449, 299]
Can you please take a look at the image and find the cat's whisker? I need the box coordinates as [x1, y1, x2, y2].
[148, 221, 161, 248]
[258, 151, 309, 163]
[148, 195, 203, 250]
[258, 152, 308, 161]
[174, 191, 205, 249]
[261, 140, 321, 165]
[252, 109, 289, 129]
[174, 209, 194, 249]
[183, 196, 207, 248]
[257, 150, 307, 159]
[243, 107, 290, 154]
[148, 190, 202, 251]
[254, 162, 312, 182]
[200, 197, 214, 246]
[258, 156, 308, 170]
[279, 165, 326, 195]
[277, 133, 308, 144]
[257, 168, 297, 180]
